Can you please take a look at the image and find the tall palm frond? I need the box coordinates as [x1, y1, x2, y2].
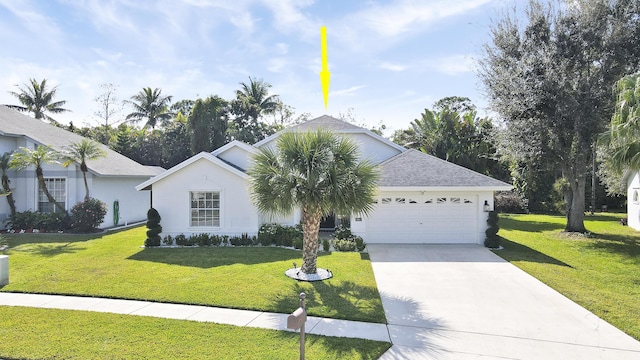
[124, 87, 174, 129]
[5, 78, 70, 122]
[9, 146, 65, 213]
[62, 139, 106, 200]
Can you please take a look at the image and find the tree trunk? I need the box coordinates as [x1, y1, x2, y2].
[36, 168, 66, 213]
[301, 205, 322, 274]
[565, 160, 587, 233]
[82, 170, 90, 201]
[1, 175, 16, 218]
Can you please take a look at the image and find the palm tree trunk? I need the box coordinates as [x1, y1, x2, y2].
[301, 205, 322, 274]
[1, 175, 16, 217]
[36, 168, 66, 213]
[82, 170, 90, 201]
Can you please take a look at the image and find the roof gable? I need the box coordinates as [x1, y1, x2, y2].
[135, 151, 249, 191]
[0, 105, 156, 177]
[254, 115, 405, 156]
[379, 149, 512, 189]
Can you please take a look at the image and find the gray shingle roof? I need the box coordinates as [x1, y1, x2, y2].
[0, 105, 157, 177]
[379, 149, 512, 188]
[287, 115, 364, 132]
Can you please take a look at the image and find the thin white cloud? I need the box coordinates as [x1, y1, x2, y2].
[260, 0, 319, 39]
[229, 12, 256, 33]
[379, 61, 406, 72]
[355, 0, 494, 37]
[332, 0, 494, 55]
[330, 85, 366, 97]
[72, 0, 139, 35]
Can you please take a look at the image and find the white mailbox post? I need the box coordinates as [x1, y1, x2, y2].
[0, 255, 8, 287]
[287, 292, 307, 360]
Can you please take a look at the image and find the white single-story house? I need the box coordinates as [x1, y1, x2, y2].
[0, 105, 161, 228]
[136, 115, 512, 244]
[626, 171, 640, 230]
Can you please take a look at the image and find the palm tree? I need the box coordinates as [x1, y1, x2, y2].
[9, 146, 65, 213]
[0, 152, 17, 218]
[5, 78, 70, 123]
[62, 139, 106, 200]
[234, 77, 280, 122]
[124, 87, 173, 129]
[602, 74, 640, 172]
[230, 77, 280, 143]
[249, 130, 378, 274]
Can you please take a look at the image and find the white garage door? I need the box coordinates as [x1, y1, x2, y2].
[364, 194, 479, 244]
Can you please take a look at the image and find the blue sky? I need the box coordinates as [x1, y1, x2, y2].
[0, 0, 525, 134]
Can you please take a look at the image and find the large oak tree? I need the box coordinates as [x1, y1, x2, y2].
[479, 0, 640, 232]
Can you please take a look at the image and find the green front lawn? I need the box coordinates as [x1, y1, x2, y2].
[0, 306, 390, 359]
[496, 213, 640, 341]
[1, 226, 386, 323]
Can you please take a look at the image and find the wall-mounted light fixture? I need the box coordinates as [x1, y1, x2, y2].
[483, 200, 492, 212]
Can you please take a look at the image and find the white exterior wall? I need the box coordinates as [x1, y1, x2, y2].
[627, 172, 640, 231]
[216, 146, 254, 171]
[352, 190, 494, 244]
[150, 158, 260, 237]
[92, 176, 152, 228]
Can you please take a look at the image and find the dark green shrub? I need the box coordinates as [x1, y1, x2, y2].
[175, 234, 190, 246]
[229, 235, 242, 246]
[292, 237, 303, 250]
[162, 235, 174, 246]
[494, 191, 527, 213]
[41, 212, 70, 232]
[210, 234, 223, 246]
[71, 198, 107, 233]
[7, 210, 41, 230]
[484, 211, 501, 248]
[145, 208, 162, 247]
[241, 233, 254, 246]
[257, 223, 302, 247]
[322, 238, 331, 252]
[191, 233, 211, 246]
[258, 223, 277, 245]
[354, 236, 366, 252]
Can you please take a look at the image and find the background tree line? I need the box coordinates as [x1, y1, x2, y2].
[5, 76, 310, 169]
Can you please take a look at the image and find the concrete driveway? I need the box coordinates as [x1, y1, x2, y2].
[368, 244, 640, 359]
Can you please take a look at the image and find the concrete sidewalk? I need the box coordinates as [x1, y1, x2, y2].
[0, 292, 390, 343]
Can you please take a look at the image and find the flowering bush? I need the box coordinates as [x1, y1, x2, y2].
[70, 198, 107, 233]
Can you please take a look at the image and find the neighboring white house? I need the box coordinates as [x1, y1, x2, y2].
[136, 115, 512, 244]
[0, 105, 161, 228]
[626, 171, 640, 231]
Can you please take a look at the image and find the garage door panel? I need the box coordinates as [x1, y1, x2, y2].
[364, 194, 479, 244]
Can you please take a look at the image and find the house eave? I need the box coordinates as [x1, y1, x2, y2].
[377, 185, 513, 192]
